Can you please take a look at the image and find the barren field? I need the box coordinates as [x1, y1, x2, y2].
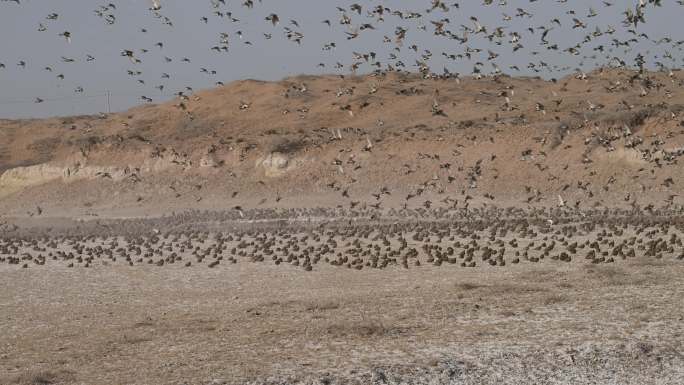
[3, 258, 684, 385]
[2, 212, 684, 384]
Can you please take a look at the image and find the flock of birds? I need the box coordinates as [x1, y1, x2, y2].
[2, 207, 684, 271]
[0, 0, 681, 108]
[1, 1, 684, 273]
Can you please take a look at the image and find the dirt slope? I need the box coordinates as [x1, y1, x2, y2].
[1, 68, 684, 217]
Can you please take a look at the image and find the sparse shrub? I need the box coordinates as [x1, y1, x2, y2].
[269, 137, 305, 154]
[455, 282, 482, 291]
[542, 294, 567, 306]
[11, 370, 76, 385]
[305, 301, 340, 312]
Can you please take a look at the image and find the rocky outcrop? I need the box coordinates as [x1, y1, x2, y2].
[258, 152, 290, 177]
[0, 163, 131, 196]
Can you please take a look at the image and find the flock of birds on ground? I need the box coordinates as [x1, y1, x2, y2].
[1, 1, 684, 272]
[0, 0, 681, 107]
[2, 208, 684, 271]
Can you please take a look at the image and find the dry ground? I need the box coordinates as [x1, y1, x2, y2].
[1, 230, 683, 384]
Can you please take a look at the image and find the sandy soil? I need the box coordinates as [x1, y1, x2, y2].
[1, 214, 684, 384]
[2, 256, 683, 384]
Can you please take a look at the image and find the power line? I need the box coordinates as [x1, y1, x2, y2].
[0, 90, 180, 106]
[0, 93, 106, 105]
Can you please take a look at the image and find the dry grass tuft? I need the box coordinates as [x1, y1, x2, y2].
[631, 258, 669, 267]
[9, 369, 76, 385]
[268, 137, 306, 154]
[133, 320, 155, 328]
[542, 294, 568, 306]
[583, 265, 656, 286]
[455, 282, 482, 291]
[305, 300, 340, 312]
[120, 334, 153, 345]
[456, 282, 545, 295]
[325, 319, 409, 339]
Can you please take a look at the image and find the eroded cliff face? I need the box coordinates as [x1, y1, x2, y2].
[0, 152, 290, 195]
[0, 143, 314, 212]
[0, 163, 137, 195]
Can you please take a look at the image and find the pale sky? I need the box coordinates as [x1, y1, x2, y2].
[0, 0, 681, 118]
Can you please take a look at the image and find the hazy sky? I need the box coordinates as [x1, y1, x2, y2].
[0, 0, 681, 118]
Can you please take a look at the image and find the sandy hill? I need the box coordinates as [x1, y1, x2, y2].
[1, 68, 684, 217]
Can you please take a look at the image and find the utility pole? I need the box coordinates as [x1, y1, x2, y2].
[106, 90, 111, 113]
